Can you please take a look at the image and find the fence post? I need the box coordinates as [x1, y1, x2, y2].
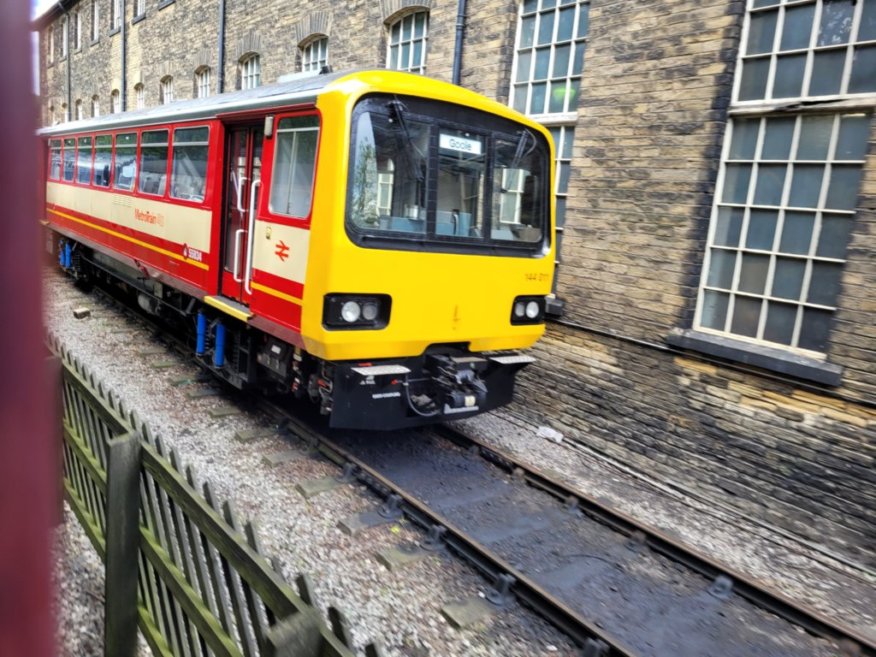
[261, 609, 325, 657]
[104, 432, 142, 657]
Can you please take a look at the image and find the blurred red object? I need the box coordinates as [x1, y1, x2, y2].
[0, 1, 58, 656]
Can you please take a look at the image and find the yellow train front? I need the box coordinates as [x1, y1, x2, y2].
[299, 72, 555, 428]
[45, 69, 554, 430]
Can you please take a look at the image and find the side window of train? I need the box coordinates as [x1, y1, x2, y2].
[48, 139, 62, 180]
[171, 126, 209, 202]
[76, 136, 93, 185]
[93, 135, 112, 187]
[63, 138, 75, 182]
[269, 115, 319, 218]
[113, 132, 138, 191]
[138, 130, 170, 196]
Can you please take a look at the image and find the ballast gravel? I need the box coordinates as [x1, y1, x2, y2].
[46, 269, 579, 657]
[47, 268, 875, 652]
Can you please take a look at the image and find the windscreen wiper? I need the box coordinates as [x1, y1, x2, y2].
[387, 99, 425, 182]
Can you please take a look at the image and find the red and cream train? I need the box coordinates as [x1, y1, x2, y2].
[41, 69, 555, 429]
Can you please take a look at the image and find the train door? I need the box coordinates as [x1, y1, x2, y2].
[220, 124, 263, 304]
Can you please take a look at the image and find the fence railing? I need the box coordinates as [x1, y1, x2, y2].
[52, 333, 382, 657]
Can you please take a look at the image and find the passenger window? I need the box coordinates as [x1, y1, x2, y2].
[269, 115, 319, 218]
[113, 133, 137, 191]
[63, 138, 75, 182]
[76, 137, 93, 185]
[138, 130, 169, 196]
[171, 127, 209, 202]
[48, 139, 62, 181]
[93, 135, 112, 187]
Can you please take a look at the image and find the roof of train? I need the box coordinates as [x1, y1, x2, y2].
[39, 68, 353, 137]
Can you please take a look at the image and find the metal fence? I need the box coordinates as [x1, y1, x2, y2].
[52, 333, 381, 657]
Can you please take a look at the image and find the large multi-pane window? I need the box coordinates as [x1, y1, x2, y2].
[301, 36, 329, 73]
[511, 0, 589, 117]
[697, 0, 875, 356]
[510, 0, 589, 297]
[241, 54, 261, 90]
[738, 0, 876, 102]
[386, 12, 429, 74]
[195, 67, 211, 98]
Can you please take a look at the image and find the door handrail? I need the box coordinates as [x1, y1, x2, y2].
[244, 179, 260, 295]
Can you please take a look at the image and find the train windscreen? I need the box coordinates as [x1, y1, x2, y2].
[346, 94, 550, 255]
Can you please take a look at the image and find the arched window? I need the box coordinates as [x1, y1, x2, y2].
[73, 11, 81, 50]
[48, 104, 55, 125]
[75, 99, 84, 121]
[240, 54, 261, 90]
[62, 103, 69, 122]
[386, 11, 429, 74]
[91, 96, 100, 117]
[111, 89, 121, 113]
[195, 66, 211, 98]
[48, 28, 54, 64]
[134, 83, 145, 109]
[91, 0, 99, 41]
[160, 76, 174, 104]
[300, 36, 328, 73]
[111, 0, 121, 30]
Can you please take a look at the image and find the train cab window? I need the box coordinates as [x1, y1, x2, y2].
[62, 138, 76, 182]
[171, 127, 209, 202]
[346, 94, 550, 255]
[113, 132, 137, 191]
[269, 115, 319, 218]
[491, 135, 545, 244]
[48, 139, 62, 181]
[349, 109, 429, 233]
[93, 135, 112, 187]
[138, 130, 169, 196]
[436, 129, 486, 237]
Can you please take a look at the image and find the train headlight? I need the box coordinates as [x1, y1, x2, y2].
[510, 296, 545, 325]
[324, 294, 391, 330]
[362, 301, 379, 322]
[341, 301, 362, 323]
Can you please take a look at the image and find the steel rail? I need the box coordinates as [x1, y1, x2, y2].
[434, 425, 875, 657]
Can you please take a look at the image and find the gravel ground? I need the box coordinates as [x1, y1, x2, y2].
[48, 270, 579, 657]
[48, 267, 875, 653]
[453, 411, 876, 642]
[54, 503, 151, 656]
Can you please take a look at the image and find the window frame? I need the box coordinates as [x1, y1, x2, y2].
[112, 130, 139, 194]
[386, 11, 429, 74]
[135, 83, 145, 109]
[160, 76, 174, 105]
[91, 0, 100, 42]
[259, 110, 322, 227]
[137, 128, 171, 198]
[110, 0, 121, 31]
[734, 0, 876, 108]
[195, 67, 211, 99]
[240, 54, 261, 90]
[61, 15, 69, 58]
[300, 36, 329, 73]
[169, 125, 212, 206]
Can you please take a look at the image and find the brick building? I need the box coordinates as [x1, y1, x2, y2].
[36, 0, 875, 563]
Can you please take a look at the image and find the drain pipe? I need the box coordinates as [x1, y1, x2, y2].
[120, 0, 126, 110]
[62, 4, 71, 118]
[451, 0, 466, 85]
[217, 0, 226, 93]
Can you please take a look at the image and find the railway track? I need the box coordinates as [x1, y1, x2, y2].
[259, 410, 873, 657]
[61, 273, 874, 657]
